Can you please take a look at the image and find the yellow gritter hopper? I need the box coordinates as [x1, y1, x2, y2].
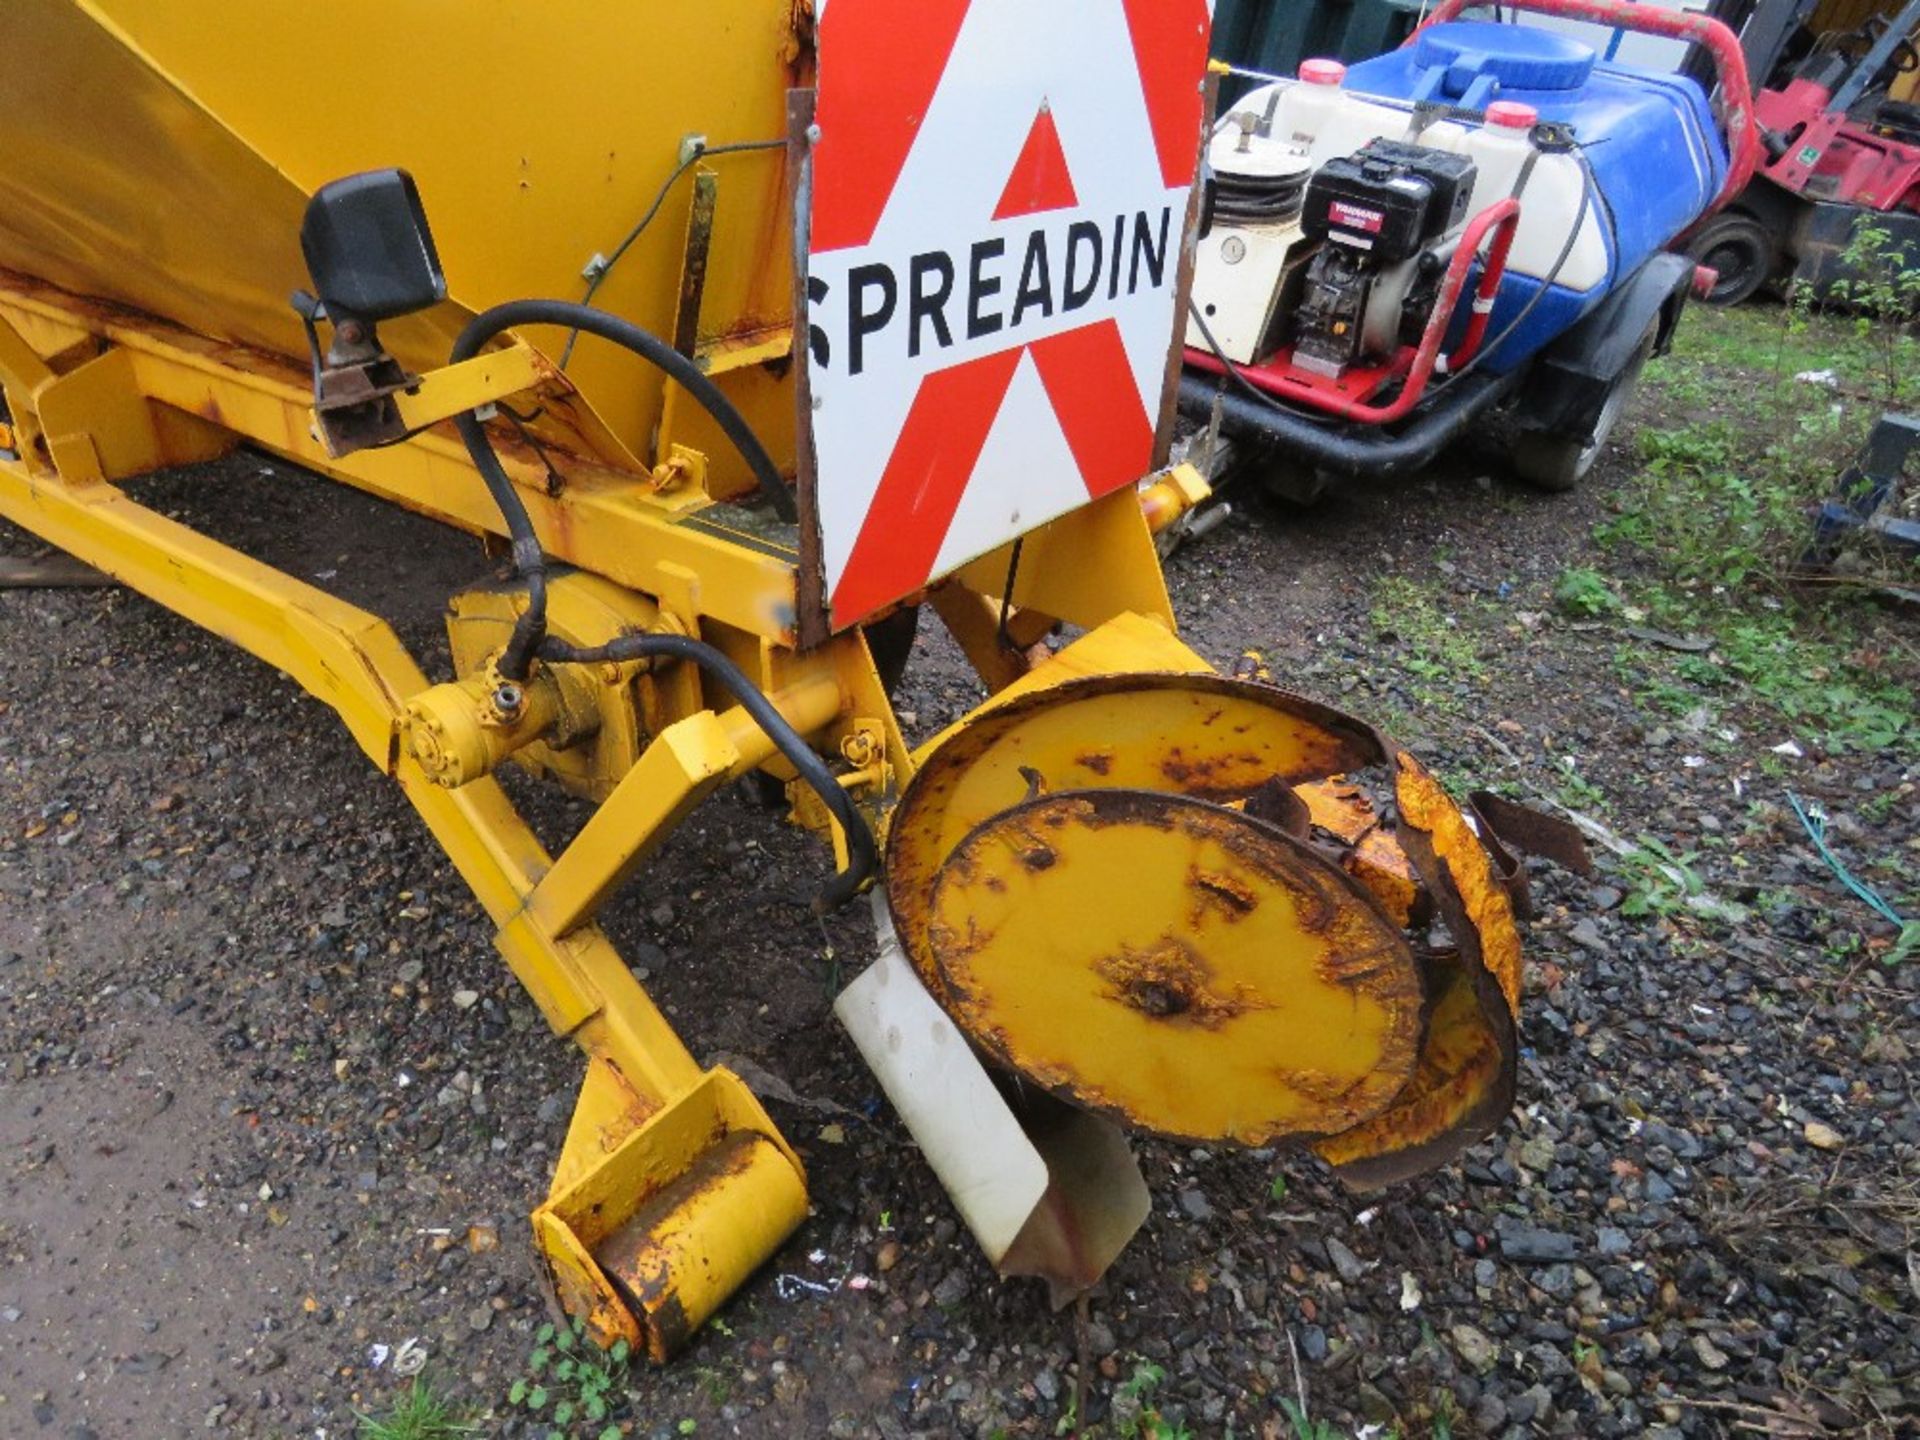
[0, 0, 1584, 1359]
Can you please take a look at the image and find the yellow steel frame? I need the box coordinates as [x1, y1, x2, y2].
[0, 268, 1193, 1357]
[0, 289, 855, 1356]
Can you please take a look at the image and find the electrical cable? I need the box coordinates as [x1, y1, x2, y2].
[501, 407, 566, 495]
[536, 631, 878, 914]
[561, 138, 786, 368]
[1186, 300, 1335, 426]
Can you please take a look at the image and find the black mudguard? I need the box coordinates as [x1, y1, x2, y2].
[1517, 252, 1695, 440]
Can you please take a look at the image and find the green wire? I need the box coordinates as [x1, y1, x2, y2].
[1787, 790, 1906, 928]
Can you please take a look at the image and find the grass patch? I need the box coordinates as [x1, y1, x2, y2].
[356, 1378, 475, 1440]
[1593, 300, 1916, 757]
[1370, 576, 1488, 686]
[1610, 592, 1911, 754]
[1624, 270, 1920, 593]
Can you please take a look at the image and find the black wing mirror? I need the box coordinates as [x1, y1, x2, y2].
[292, 169, 447, 456]
[300, 168, 446, 323]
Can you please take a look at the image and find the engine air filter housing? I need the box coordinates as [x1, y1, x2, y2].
[1301, 139, 1477, 263]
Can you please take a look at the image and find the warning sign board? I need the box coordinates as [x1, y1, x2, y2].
[802, 0, 1213, 631]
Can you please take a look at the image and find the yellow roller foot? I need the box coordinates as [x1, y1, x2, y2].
[532, 1061, 807, 1361]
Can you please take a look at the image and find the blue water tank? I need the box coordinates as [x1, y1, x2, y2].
[1411, 20, 1596, 102]
[1341, 20, 1727, 368]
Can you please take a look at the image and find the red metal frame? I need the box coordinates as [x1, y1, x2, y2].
[1186, 197, 1521, 422]
[1755, 76, 1920, 213]
[1413, 0, 1759, 219]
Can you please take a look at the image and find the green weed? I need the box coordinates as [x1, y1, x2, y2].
[1275, 1398, 1458, 1439]
[692, 1365, 731, 1407]
[1859, 787, 1906, 825]
[1553, 566, 1621, 618]
[1889, 922, 1920, 968]
[1110, 1360, 1192, 1440]
[1552, 757, 1608, 815]
[1808, 220, 1920, 396]
[1711, 612, 1909, 753]
[507, 1316, 630, 1440]
[1620, 834, 1706, 919]
[1277, 1399, 1345, 1440]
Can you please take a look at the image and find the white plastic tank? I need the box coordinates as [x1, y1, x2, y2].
[1219, 72, 1607, 291]
[1266, 57, 1346, 150]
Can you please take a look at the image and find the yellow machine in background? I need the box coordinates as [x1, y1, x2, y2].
[0, 0, 1581, 1359]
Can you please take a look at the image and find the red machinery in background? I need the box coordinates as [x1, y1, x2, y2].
[1691, 0, 1920, 304]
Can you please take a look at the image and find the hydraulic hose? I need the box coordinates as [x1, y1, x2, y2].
[448, 298, 799, 678]
[452, 299, 796, 521]
[453, 407, 549, 680]
[1422, 148, 1597, 394]
[536, 631, 877, 913]
[445, 303, 863, 909]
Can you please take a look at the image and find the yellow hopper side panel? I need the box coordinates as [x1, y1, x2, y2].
[0, 0, 805, 473]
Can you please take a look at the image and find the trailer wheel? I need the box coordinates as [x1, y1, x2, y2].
[864, 603, 921, 696]
[1686, 211, 1775, 306]
[1510, 322, 1657, 493]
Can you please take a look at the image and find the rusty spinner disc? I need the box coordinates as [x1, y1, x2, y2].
[923, 789, 1424, 1145]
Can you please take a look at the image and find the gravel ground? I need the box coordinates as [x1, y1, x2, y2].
[2, 321, 1915, 1439]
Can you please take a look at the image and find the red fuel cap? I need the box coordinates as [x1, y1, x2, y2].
[1486, 100, 1539, 129]
[1299, 58, 1347, 86]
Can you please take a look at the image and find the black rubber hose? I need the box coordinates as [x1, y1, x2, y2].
[451, 299, 796, 521]
[537, 631, 877, 913]
[1177, 366, 1525, 477]
[447, 299, 799, 677]
[453, 407, 549, 680]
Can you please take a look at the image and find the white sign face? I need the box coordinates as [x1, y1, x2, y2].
[804, 0, 1213, 630]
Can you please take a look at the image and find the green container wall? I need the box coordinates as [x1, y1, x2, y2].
[1210, 0, 1427, 103]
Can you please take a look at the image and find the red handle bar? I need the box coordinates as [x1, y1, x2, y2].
[1411, 0, 1759, 218]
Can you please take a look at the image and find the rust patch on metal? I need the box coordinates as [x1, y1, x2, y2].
[922, 787, 1425, 1144]
[1091, 936, 1255, 1029]
[592, 1129, 761, 1361]
[1158, 745, 1268, 797]
[1077, 750, 1114, 775]
[1189, 867, 1258, 921]
[1018, 842, 1057, 872]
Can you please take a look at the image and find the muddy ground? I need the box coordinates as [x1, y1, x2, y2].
[1, 306, 1915, 1439]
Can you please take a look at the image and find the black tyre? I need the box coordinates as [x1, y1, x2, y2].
[1685, 211, 1776, 306]
[1510, 322, 1657, 493]
[863, 604, 920, 696]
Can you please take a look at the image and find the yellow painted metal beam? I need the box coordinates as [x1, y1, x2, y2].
[0, 278, 803, 644]
[527, 674, 843, 938]
[387, 341, 548, 436]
